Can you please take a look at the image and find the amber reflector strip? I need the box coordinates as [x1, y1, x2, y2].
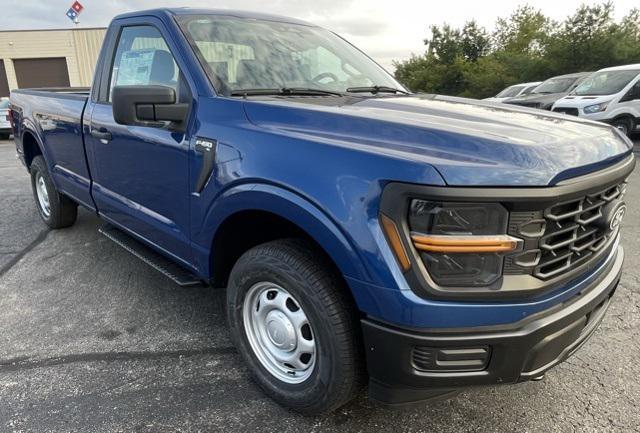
[411, 234, 519, 253]
[380, 214, 411, 272]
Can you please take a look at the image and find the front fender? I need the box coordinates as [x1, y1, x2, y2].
[192, 182, 370, 283]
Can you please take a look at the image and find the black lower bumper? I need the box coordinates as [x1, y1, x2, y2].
[363, 246, 623, 405]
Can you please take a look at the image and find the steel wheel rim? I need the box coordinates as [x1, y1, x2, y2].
[242, 281, 316, 384]
[35, 174, 51, 217]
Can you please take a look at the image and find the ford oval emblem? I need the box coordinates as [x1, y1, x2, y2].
[609, 203, 626, 231]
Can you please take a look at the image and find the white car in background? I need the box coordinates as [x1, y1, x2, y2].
[552, 64, 640, 136]
[0, 97, 11, 139]
[484, 81, 542, 102]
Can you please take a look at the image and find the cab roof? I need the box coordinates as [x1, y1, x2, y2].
[113, 7, 316, 27]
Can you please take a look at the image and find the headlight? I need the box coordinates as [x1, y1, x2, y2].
[583, 102, 609, 114]
[407, 201, 519, 287]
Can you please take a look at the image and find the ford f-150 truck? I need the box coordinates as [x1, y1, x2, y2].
[9, 8, 635, 415]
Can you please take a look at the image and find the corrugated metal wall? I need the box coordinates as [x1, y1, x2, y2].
[72, 29, 107, 86]
[0, 27, 106, 90]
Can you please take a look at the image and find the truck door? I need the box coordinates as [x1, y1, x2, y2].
[86, 21, 194, 264]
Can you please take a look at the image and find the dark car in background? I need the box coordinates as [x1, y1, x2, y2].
[505, 72, 591, 110]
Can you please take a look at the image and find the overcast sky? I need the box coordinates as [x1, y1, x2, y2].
[1, 0, 638, 70]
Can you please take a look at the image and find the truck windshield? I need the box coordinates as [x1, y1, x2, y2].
[573, 70, 640, 96]
[177, 15, 406, 96]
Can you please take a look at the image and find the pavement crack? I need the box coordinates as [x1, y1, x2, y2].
[0, 229, 50, 279]
[0, 347, 236, 372]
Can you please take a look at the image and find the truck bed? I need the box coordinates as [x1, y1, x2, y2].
[13, 87, 91, 99]
[11, 87, 93, 209]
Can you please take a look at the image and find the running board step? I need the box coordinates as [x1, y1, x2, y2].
[99, 223, 203, 287]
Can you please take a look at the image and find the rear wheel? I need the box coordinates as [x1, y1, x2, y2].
[30, 155, 78, 228]
[612, 117, 634, 137]
[0, 133, 10, 140]
[226, 239, 364, 414]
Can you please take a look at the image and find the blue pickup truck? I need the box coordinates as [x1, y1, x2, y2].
[9, 8, 635, 414]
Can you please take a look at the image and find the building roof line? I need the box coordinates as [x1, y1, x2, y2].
[0, 27, 107, 33]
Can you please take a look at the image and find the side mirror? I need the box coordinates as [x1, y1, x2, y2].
[112, 85, 188, 131]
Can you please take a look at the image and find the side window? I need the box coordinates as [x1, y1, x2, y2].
[621, 80, 640, 102]
[108, 26, 179, 101]
[632, 81, 640, 99]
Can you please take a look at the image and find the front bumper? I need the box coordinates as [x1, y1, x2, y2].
[362, 245, 623, 405]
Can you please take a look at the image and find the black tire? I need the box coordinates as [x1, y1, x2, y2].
[612, 117, 634, 137]
[30, 155, 78, 229]
[227, 239, 364, 414]
[0, 133, 10, 140]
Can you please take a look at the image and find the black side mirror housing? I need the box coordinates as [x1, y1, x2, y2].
[112, 85, 188, 131]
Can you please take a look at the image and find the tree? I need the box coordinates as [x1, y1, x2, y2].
[425, 24, 462, 64]
[614, 8, 640, 63]
[546, 2, 620, 72]
[493, 5, 550, 55]
[393, 2, 640, 99]
[461, 21, 491, 61]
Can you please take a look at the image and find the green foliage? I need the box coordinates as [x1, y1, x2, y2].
[394, 2, 640, 99]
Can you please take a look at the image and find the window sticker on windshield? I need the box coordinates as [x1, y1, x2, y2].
[116, 49, 155, 86]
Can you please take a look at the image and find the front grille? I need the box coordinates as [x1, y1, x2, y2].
[553, 107, 579, 116]
[506, 182, 626, 280]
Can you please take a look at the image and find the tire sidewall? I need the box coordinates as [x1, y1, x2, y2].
[30, 157, 55, 225]
[613, 118, 632, 137]
[227, 255, 344, 409]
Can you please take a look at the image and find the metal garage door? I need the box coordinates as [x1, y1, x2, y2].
[14, 58, 70, 89]
[0, 60, 9, 97]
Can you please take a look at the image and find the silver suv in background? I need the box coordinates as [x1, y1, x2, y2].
[484, 81, 542, 103]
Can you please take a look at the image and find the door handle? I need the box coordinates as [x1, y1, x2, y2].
[91, 127, 112, 143]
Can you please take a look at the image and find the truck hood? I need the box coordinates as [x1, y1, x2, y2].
[503, 92, 567, 109]
[241, 94, 632, 186]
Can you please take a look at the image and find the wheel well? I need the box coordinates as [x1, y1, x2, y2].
[210, 210, 343, 289]
[611, 114, 634, 125]
[22, 131, 42, 169]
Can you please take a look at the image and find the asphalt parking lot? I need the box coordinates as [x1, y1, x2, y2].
[1, 138, 639, 433]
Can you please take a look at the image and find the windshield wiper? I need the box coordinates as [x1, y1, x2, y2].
[230, 87, 344, 97]
[345, 85, 411, 95]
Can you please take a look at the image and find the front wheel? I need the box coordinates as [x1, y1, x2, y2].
[612, 117, 634, 137]
[30, 155, 78, 228]
[226, 239, 364, 414]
